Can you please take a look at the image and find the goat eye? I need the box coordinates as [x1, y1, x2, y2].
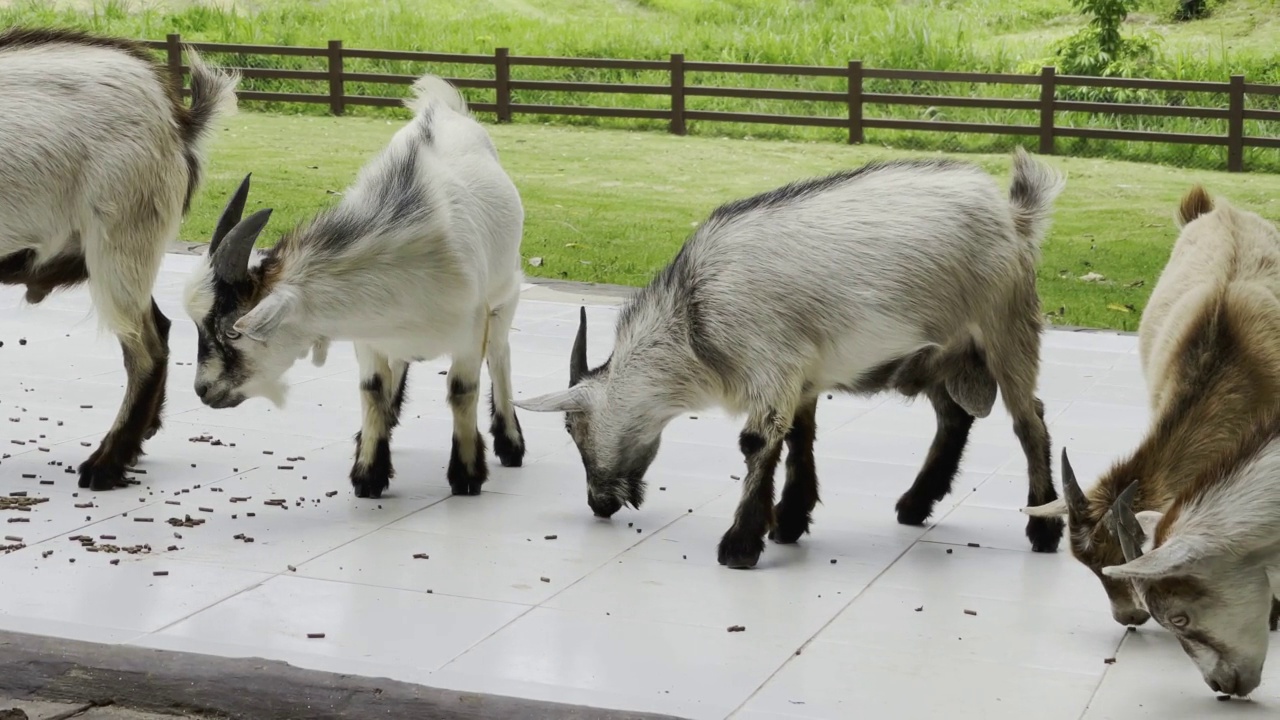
[1170, 614, 1190, 628]
[224, 328, 241, 341]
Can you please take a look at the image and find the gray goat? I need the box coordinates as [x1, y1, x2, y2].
[517, 148, 1067, 568]
[0, 28, 238, 490]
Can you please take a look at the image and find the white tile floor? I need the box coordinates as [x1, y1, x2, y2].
[0, 254, 1276, 719]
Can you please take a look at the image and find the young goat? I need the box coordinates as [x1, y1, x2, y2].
[0, 28, 237, 490]
[183, 75, 526, 499]
[1026, 187, 1280, 634]
[1030, 188, 1280, 697]
[516, 148, 1067, 568]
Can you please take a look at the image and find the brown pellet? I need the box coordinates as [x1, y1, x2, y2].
[413, 553, 429, 560]
[165, 501, 180, 506]
[964, 609, 978, 616]
[39, 480, 53, 486]
[79, 404, 92, 409]
[544, 534, 558, 540]
[110, 559, 120, 565]
[7, 518, 29, 524]
[133, 517, 154, 523]
[727, 625, 746, 633]
[967, 542, 981, 548]
[153, 571, 168, 576]
[277, 465, 294, 470]
[540, 576, 551, 583]
[307, 633, 325, 639]
[198, 507, 213, 513]
[325, 491, 338, 498]
[19, 475, 34, 480]
[100, 535, 116, 540]
[4, 535, 23, 542]
[1103, 657, 1117, 665]
[167, 545, 178, 551]
[287, 565, 297, 572]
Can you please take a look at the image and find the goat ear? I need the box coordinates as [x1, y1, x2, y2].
[210, 173, 253, 255]
[1102, 537, 1206, 581]
[570, 306, 589, 387]
[514, 386, 592, 414]
[309, 338, 331, 367]
[213, 208, 273, 284]
[232, 289, 297, 342]
[1135, 511, 1164, 549]
[1022, 497, 1069, 518]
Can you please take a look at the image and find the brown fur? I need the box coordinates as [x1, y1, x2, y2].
[1067, 187, 1280, 618]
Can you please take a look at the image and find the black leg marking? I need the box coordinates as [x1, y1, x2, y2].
[447, 378, 487, 496]
[719, 423, 785, 569]
[1019, 398, 1063, 553]
[142, 298, 171, 441]
[771, 397, 819, 545]
[351, 433, 392, 499]
[79, 313, 166, 491]
[1270, 596, 1279, 633]
[489, 391, 525, 468]
[896, 384, 975, 526]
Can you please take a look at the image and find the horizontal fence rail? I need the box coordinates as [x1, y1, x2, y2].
[145, 34, 1280, 172]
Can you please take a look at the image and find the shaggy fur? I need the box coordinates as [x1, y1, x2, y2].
[0, 27, 238, 490]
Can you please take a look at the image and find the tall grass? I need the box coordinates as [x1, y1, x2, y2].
[3, 0, 1277, 171]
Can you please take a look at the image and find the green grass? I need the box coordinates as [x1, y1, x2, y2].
[3, 0, 1279, 171]
[187, 111, 1280, 332]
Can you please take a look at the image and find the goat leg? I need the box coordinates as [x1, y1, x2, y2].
[719, 408, 788, 568]
[485, 298, 526, 467]
[770, 395, 820, 544]
[349, 349, 406, 499]
[446, 353, 487, 496]
[896, 383, 975, 526]
[79, 311, 166, 490]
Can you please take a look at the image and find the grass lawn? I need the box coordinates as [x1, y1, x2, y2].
[185, 111, 1280, 333]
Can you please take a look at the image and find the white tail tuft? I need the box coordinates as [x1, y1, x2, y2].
[404, 73, 469, 117]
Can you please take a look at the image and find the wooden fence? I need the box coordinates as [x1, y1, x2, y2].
[144, 33, 1280, 172]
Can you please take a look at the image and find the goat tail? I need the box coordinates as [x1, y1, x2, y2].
[405, 74, 469, 117]
[177, 49, 241, 212]
[1007, 146, 1066, 245]
[1177, 185, 1214, 227]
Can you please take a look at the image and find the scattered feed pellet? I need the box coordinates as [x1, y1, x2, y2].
[967, 542, 981, 548]
[915, 606, 924, 612]
[544, 534, 558, 540]
[133, 517, 154, 523]
[287, 565, 297, 572]
[307, 633, 326, 639]
[4, 535, 23, 542]
[413, 553, 429, 559]
[727, 625, 746, 633]
[964, 609, 978, 616]
[7, 518, 28, 524]
[198, 507, 213, 513]
[153, 571, 168, 577]
[540, 576, 551, 583]
[1103, 657, 1116, 665]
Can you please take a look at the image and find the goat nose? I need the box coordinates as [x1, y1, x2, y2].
[1114, 608, 1150, 627]
[194, 381, 210, 399]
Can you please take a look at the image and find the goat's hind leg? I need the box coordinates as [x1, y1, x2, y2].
[485, 293, 526, 468]
[350, 345, 409, 499]
[79, 296, 167, 490]
[142, 298, 172, 441]
[895, 383, 975, 526]
[770, 395, 819, 545]
[447, 339, 488, 496]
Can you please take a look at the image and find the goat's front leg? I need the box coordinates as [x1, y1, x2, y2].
[486, 294, 526, 467]
[79, 303, 167, 490]
[446, 349, 487, 496]
[718, 408, 790, 569]
[350, 345, 409, 499]
[770, 395, 819, 544]
[1270, 596, 1279, 633]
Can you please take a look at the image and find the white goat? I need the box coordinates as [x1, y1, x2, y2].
[516, 148, 1066, 568]
[1094, 188, 1280, 698]
[0, 28, 238, 490]
[183, 74, 527, 499]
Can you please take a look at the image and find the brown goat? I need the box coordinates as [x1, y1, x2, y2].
[1025, 186, 1280, 629]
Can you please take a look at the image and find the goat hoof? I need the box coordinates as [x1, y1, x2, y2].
[351, 474, 389, 499]
[77, 462, 127, 491]
[894, 492, 934, 526]
[717, 531, 764, 569]
[1026, 515, 1064, 553]
[768, 503, 810, 544]
[449, 479, 484, 496]
[493, 434, 525, 468]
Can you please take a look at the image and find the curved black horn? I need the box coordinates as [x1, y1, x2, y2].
[212, 208, 273, 284]
[1107, 480, 1146, 563]
[1061, 448, 1089, 520]
[210, 173, 253, 255]
[569, 306, 588, 387]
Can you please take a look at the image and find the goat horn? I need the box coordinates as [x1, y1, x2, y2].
[1107, 480, 1146, 563]
[212, 208, 274, 284]
[1060, 448, 1089, 521]
[569, 305, 588, 387]
[210, 173, 253, 256]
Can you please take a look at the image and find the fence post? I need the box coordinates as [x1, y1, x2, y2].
[495, 47, 512, 123]
[1227, 74, 1245, 172]
[165, 33, 184, 97]
[327, 40, 345, 116]
[1039, 66, 1056, 155]
[847, 60, 863, 144]
[670, 53, 686, 136]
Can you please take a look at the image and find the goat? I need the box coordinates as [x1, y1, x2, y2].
[0, 28, 237, 490]
[183, 74, 527, 499]
[1025, 187, 1280, 635]
[515, 148, 1067, 568]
